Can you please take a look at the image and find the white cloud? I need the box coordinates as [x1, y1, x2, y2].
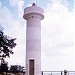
[9, 0, 20, 7]
[49, 0, 68, 7]
[18, 0, 24, 17]
[9, 0, 24, 18]
[0, 1, 26, 66]
[0, 0, 75, 71]
[41, 0, 74, 70]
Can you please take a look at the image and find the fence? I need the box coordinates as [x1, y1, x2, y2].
[0, 71, 75, 75]
[42, 71, 75, 75]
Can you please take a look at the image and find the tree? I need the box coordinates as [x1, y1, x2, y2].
[0, 25, 16, 72]
[10, 65, 25, 73]
[0, 58, 8, 72]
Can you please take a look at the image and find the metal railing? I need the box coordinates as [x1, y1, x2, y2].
[42, 71, 75, 75]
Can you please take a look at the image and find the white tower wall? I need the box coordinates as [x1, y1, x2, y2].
[23, 4, 44, 75]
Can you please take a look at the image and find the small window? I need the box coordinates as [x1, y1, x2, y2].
[32, 16, 34, 18]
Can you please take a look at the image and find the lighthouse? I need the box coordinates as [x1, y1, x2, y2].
[23, 3, 44, 75]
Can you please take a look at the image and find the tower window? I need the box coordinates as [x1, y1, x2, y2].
[32, 16, 34, 18]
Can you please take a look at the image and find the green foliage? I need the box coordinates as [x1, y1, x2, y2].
[0, 58, 8, 72]
[10, 65, 25, 73]
[0, 26, 17, 72]
[0, 26, 16, 58]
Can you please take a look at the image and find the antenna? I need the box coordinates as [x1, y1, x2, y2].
[36, 0, 37, 5]
[35, 0, 37, 5]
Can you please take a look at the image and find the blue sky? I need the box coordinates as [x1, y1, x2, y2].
[0, 0, 75, 71]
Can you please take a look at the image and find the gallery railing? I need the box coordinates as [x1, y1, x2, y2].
[42, 71, 75, 75]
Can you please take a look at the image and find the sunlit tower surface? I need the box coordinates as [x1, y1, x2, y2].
[23, 3, 44, 75]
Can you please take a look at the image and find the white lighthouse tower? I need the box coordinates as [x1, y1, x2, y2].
[23, 3, 44, 75]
